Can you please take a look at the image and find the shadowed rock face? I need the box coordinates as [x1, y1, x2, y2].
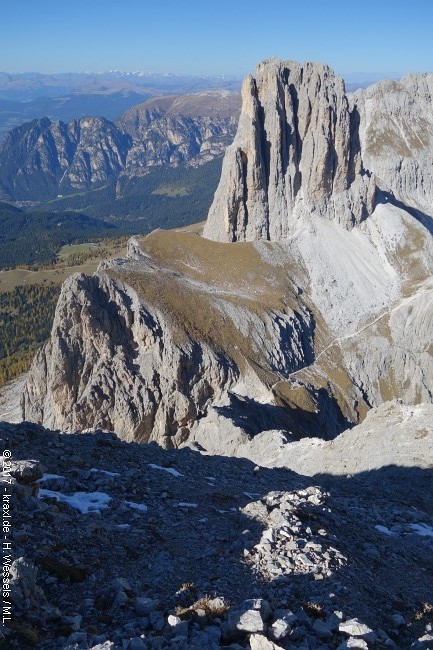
[204, 59, 377, 242]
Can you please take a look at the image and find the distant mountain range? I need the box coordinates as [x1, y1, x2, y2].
[0, 88, 242, 268]
[0, 71, 243, 142]
[0, 90, 241, 203]
[0, 71, 242, 101]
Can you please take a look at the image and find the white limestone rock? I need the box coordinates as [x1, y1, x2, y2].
[353, 73, 433, 217]
[204, 58, 376, 242]
[21, 271, 238, 446]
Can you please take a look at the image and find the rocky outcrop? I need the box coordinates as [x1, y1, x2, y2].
[204, 59, 376, 242]
[20, 229, 320, 444]
[119, 91, 240, 172]
[0, 116, 130, 199]
[352, 73, 433, 218]
[21, 269, 239, 446]
[19, 194, 433, 444]
[0, 91, 240, 201]
[204, 62, 433, 243]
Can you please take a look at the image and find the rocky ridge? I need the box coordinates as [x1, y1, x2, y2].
[20, 230, 314, 444]
[12, 60, 433, 448]
[0, 91, 240, 201]
[2, 421, 433, 649]
[2, 56, 433, 650]
[18, 196, 433, 447]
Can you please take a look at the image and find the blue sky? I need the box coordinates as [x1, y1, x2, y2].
[1, 0, 432, 77]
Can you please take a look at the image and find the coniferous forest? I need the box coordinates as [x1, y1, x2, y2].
[0, 284, 60, 387]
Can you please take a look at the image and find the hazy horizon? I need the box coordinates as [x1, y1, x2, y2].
[0, 69, 406, 86]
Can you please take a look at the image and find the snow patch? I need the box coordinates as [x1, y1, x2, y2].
[148, 463, 183, 477]
[410, 523, 433, 538]
[124, 500, 148, 512]
[90, 468, 120, 477]
[38, 489, 111, 514]
[375, 525, 397, 537]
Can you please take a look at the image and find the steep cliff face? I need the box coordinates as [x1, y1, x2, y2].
[204, 62, 433, 243]
[22, 269, 237, 445]
[0, 91, 240, 201]
[353, 73, 433, 218]
[204, 59, 376, 242]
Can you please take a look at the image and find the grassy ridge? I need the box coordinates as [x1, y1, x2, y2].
[0, 157, 222, 386]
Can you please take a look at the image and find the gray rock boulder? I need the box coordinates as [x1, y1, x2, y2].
[249, 634, 284, 650]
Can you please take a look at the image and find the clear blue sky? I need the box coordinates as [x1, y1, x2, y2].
[1, 0, 432, 77]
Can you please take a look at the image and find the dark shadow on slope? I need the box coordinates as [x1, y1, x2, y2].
[4, 420, 433, 648]
[213, 393, 296, 437]
[214, 390, 351, 441]
[377, 189, 433, 236]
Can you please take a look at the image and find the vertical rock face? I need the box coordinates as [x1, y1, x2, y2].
[204, 59, 376, 242]
[353, 73, 433, 217]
